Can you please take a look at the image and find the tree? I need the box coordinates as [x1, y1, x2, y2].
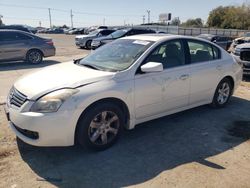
[207, 3, 250, 29]
[171, 17, 181, 26]
[181, 18, 203, 27]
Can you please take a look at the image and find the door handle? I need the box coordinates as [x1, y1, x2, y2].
[179, 74, 189, 80]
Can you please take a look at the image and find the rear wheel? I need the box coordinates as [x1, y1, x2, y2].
[211, 78, 233, 108]
[26, 50, 43, 64]
[76, 102, 124, 151]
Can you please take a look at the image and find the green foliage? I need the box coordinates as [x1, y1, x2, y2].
[170, 17, 181, 26]
[207, 3, 250, 29]
[181, 18, 203, 28]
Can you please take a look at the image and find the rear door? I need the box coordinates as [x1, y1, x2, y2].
[186, 39, 222, 105]
[0, 31, 32, 61]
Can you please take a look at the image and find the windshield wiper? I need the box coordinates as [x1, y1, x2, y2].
[73, 59, 81, 64]
[82, 63, 101, 70]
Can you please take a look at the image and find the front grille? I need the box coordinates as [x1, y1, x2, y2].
[240, 51, 250, 61]
[8, 87, 27, 108]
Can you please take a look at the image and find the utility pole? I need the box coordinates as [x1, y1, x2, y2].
[103, 18, 106, 26]
[70, 9, 74, 28]
[39, 21, 41, 27]
[0, 15, 3, 26]
[142, 15, 145, 24]
[48, 8, 52, 28]
[146, 10, 151, 24]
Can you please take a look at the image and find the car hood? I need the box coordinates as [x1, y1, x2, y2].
[234, 37, 250, 42]
[14, 61, 115, 100]
[236, 43, 250, 49]
[93, 35, 113, 42]
[76, 34, 96, 39]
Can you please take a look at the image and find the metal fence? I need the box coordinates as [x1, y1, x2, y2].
[113, 25, 248, 37]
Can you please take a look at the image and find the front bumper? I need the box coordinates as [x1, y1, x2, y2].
[6, 104, 77, 147]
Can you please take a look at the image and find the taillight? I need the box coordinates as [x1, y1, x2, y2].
[46, 41, 54, 46]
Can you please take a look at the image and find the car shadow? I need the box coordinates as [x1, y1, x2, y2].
[0, 60, 60, 71]
[17, 96, 250, 188]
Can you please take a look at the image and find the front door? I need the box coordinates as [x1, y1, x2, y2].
[134, 39, 190, 120]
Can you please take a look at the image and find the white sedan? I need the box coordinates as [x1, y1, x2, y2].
[5, 34, 242, 150]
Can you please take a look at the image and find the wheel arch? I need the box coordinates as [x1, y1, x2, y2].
[223, 75, 235, 92]
[74, 97, 130, 144]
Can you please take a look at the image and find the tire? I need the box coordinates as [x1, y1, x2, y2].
[76, 102, 124, 151]
[26, 50, 43, 64]
[86, 40, 92, 50]
[211, 78, 233, 108]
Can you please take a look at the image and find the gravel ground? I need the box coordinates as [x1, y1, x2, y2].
[0, 34, 250, 188]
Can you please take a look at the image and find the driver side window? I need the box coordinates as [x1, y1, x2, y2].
[145, 40, 185, 69]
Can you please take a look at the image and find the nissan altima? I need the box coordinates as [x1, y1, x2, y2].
[5, 34, 242, 150]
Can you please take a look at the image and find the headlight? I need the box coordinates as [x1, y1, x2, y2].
[30, 89, 79, 113]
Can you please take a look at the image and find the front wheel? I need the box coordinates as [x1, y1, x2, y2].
[76, 102, 124, 151]
[211, 78, 233, 108]
[86, 40, 92, 50]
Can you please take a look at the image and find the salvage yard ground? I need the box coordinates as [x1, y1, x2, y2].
[0, 34, 250, 188]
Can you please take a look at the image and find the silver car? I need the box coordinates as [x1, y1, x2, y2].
[0, 30, 56, 64]
[75, 29, 115, 49]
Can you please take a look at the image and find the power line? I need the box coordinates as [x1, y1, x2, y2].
[0, 3, 142, 17]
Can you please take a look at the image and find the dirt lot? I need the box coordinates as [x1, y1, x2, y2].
[0, 34, 250, 188]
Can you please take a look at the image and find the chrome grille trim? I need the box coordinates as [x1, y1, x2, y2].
[9, 87, 27, 108]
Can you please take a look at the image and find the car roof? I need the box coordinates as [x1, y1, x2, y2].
[122, 34, 219, 43]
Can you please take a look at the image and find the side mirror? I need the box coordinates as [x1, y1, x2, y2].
[141, 62, 163, 73]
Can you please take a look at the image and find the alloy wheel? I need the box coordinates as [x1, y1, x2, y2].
[217, 82, 230, 104]
[88, 111, 120, 146]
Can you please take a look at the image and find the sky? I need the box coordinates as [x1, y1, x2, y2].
[0, 0, 248, 28]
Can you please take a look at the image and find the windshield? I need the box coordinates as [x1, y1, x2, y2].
[79, 39, 153, 72]
[109, 29, 128, 38]
[89, 30, 99, 36]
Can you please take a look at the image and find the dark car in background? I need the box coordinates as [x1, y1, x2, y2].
[0, 25, 32, 33]
[91, 28, 156, 49]
[75, 29, 116, 49]
[0, 30, 56, 64]
[197, 34, 232, 51]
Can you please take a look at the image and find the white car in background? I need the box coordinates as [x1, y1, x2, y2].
[5, 34, 242, 150]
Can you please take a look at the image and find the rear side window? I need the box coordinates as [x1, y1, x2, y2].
[101, 30, 114, 35]
[187, 40, 220, 64]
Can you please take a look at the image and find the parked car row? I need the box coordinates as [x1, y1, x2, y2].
[75, 28, 156, 50]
